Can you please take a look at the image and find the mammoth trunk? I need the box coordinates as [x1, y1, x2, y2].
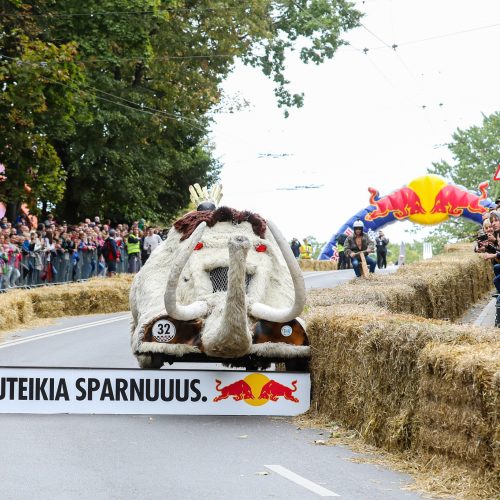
[203, 236, 252, 358]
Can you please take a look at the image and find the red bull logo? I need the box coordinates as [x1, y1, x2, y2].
[365, 186, 426, 221]
[213, 373, 299, 405]
[430, 181, 488, 217]
[365, 175, 489, 226]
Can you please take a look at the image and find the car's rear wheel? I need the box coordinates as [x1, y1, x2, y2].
[284, 358, 309, 372]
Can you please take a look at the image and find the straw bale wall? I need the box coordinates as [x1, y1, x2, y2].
[299, 260, 337, 271]
[306, 245, 499, 485]
[307, 247, 493, 321]
[0, 276, 132, 331]
[416, 342, 499, 472]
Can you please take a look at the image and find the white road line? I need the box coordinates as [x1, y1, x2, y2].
[265, 464, 339, 497]
[0, 315, 129, 349]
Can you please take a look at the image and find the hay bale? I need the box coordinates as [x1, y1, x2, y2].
[306, 247, 492, 322]
[416, 342, 500, 473]
[0, 276, 132, 331]
[307, 307, 499, 458]
[0, 291, 35, 330]
[298, 260, 337, 271]
[28, 278, 131, 318]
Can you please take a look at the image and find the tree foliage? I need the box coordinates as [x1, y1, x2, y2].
[0, 0, 361, 223]
[426, 111, 500, 242]
[429, 112, 500, 201]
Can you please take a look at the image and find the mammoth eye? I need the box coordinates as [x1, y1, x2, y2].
[255, 244, 267, 252]
[194, 242, 203, 251]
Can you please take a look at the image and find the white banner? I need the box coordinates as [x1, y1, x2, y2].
[0, 367, 310, 416]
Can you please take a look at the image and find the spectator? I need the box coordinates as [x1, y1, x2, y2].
[102, 229, 120, 277]
[480, 211, 500, 296]
[375, 230, 389, 269]
[299, 238, 313, 260]
[344, 220, 376, 277]
[127, 226, 142, 273]
[336, 233, 348, 270]
[143, 227, 162, 264]
[290, 238, 300, 259]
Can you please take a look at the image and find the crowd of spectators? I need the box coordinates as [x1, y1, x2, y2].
[0, 213, 168, 290]
[475, 206, 500, 300]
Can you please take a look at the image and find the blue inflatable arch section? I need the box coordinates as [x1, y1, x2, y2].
[318, 183, 495, 260]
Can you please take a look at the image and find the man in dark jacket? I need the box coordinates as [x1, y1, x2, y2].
[344, 221, 376, 277]
[102, 229, 119, 277]
[375, 230, 389, 269]
[290, 238, 300, 258]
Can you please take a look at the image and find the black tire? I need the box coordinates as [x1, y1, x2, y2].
[136, 353, 164, 369]
[284, 358, 309, 372]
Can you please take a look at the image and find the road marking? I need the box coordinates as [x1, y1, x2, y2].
[265, 465, 339, 497]
[0, 315, 129, 349]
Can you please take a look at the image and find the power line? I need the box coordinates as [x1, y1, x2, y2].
[0, 54, 208, 133]
[0, 6, 249, 17]
[364, 22, 500, 51]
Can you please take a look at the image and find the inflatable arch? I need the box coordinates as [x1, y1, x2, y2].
[319, 174, 495, 260]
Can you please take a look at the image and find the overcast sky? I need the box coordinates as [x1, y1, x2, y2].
[210, 0, 500, 246]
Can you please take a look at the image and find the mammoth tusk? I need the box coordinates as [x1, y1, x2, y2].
[249, 220, 306, 323]
[164, 222, 208, 321]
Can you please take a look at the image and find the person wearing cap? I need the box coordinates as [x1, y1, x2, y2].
[344, 220, 376, 277]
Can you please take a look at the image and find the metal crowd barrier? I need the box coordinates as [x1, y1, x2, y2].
[0, 246, 133, 291]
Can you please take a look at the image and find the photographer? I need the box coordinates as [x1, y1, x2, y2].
[479, 211, 500, 296]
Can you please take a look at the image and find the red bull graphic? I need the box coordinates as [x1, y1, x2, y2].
[258, 379, 299, 402]
[213, 379, 254, 402]
[318, 174, 495, 260]
[213, 373, 300, 405]
[365, 186, 426, 221]
[430, 181, 489, 216]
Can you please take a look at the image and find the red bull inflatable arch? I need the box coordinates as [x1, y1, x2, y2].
[319, 174, 494, 260]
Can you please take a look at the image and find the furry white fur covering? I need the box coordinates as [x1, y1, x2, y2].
[129, 218, 307, 360]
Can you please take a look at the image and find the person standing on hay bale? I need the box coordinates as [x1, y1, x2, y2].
[344, 220, 376, 278]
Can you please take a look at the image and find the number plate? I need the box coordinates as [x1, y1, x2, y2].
[152, 319, 176, 342]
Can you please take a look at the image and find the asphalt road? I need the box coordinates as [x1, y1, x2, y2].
[0, 267, 424, 500]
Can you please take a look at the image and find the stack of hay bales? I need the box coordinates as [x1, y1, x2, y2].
[299, 260, 337, 272]
[307, 247, 493, 321]
[0, 275, 133, 331]
[305, 245, 499, 492]
[416, 342, 499, 473]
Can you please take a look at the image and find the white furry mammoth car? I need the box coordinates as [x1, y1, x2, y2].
[129, 206, 309, 370]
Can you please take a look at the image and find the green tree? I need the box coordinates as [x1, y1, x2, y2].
[0, 1, 85, 219]
[1, 0, 361, 223]
[426, 111, 500, 242]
